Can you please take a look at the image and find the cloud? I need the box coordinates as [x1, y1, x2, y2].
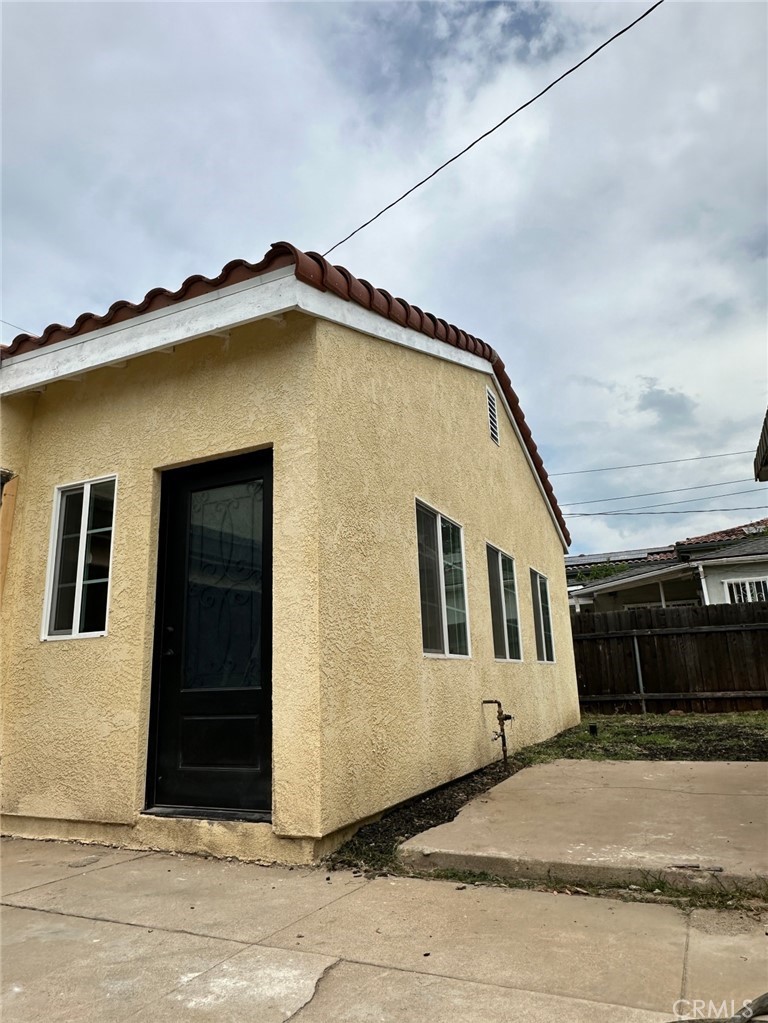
[2, 1, 766, 552]
[636, 377, 698, 427]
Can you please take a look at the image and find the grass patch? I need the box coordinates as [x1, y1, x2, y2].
[325, 712, 768, 889]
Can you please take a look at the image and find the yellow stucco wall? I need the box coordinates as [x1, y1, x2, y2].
[1, 315, 324, 844]
[313, 322, 579, 836]
[1, 309, 578, 859]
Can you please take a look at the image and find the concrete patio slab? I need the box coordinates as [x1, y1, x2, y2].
[1, 904, 242, 1023]
[292, 960, 673, 1023]
[0, 837, 148, 896]
[267, 875, 688, 1012]
[3, 849, 366, 944]
[683, 909, 768, 1009]
[129, 946, 338, 1022]
[399, 760, 768, 889]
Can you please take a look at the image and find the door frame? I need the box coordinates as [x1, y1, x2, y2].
[144, 448, 273, 822]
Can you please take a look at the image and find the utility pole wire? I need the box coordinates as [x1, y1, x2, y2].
[561, 478, 756, 507]
[551, 450, 753, 476]
[322, 0, 666, 258]
[569, 506, 768, 517]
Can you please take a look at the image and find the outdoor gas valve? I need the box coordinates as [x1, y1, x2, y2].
[482, 700, 514, 767]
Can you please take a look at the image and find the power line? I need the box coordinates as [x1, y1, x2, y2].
[569, 506, 768, 517]
[551, 450, 753, 476]
[561, 478, 756, 508]
[321, 0, 666, 258]
[603, 487, 764, 512]
[1, 318, 32, 334]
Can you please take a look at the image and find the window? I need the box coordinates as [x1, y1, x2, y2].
[530, 568, 555, 662]
[416, 502, 469, 656]
[725, 579, 768, 603]
[487, 545, 522, 660]
[486, 388, 500, 445]
[45, 477, 116, 638]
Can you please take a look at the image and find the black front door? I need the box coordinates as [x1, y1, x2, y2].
[147, 450, 272, 818]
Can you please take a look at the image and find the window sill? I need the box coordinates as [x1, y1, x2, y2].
[423, 652, 472, 660]
[494, 657, 524, 664]
[41, 631, 108, 642]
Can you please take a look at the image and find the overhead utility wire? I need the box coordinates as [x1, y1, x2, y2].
[569, 506, 768, 517]
[561, 478, 755, 507]
[551, 450, 753, 476]
[587, 487, 765, 513]
[321, 0, 666, 258]
[0, 318, 32, 334]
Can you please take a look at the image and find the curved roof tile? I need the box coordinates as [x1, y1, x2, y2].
[1, 240, 569, 544]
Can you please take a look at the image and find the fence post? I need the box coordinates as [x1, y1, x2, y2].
[632, 634, 647, 714]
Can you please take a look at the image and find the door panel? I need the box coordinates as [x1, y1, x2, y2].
[147, 450, 273, 817]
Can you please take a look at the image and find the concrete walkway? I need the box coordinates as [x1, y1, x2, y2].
[1, 837, 766, 1022]
[400, 760, 768, 890]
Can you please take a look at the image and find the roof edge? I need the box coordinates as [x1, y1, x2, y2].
[1, 241, 570, 545]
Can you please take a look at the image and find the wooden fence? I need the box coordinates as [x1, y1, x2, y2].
[570, 604, 768, 714]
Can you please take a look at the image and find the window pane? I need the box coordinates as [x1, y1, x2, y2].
[441, 518, 468, 655]
[754, 580, 768, 602]
[487, 547, 506, 658]
[49, 489, 84, 634]
[79, 580, 109, 633]
[501, 554, 521, 659]
[185, 479, 265, 688]
[52, 583, 76, 633]
[83, 530, 112, 581]
[539, 575, 554, 662]
[417, 505, 444, 653]
[87, 479, 116, 530]
[530, 569, 544, 660]
[61, 488, 84, 536]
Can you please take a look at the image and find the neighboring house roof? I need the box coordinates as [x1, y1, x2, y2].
[574, 532, 768, 597]
[0, 240, 570, 545]
[755, 408, 768, 482]
[675, 517, 768, 547]
[572, 559, 694, 596]
[695, 534, 768, 561]
[565, 545, 674, 571]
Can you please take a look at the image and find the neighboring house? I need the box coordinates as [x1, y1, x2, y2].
[572, 531, 768, 611]
[0, 241, 579, 864]
[756, 407, 768, 482]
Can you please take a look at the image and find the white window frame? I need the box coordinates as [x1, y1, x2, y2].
[415, 499, 471, 659]
[722, 576, 768, 604]
[486, 543, 523, 662]
[41, 474, 118, 640]
[530, 567, 556, 663]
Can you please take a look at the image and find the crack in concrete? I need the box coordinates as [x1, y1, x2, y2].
[283, 958, 342, 1022]
[0, 901, 253, 946]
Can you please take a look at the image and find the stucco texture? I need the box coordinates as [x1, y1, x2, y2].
[1, 311, 578, 858]
[1, 315, 323, 842]
[312, 321, 579, 837]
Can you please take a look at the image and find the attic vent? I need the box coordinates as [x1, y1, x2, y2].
[487, 388, 500, 445]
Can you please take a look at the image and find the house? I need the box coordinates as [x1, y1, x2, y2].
[756, 407, 768, 482]
[571, 520, 768, 611]
[0, 241, 579, 864]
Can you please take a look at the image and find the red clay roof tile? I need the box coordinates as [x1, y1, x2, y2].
[1, 241, 570, 544]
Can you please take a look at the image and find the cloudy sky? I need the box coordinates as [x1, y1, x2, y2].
[2, 1, 766, 553]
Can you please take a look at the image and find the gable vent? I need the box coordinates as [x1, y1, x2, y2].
[487, 388, 500, 445]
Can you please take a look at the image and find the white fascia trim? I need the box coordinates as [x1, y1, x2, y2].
[295, 286, 490, 376]
[303, 287, 568, 550]
[0, 267, 299, 396]
[0, 270, 566, 550]
[577, 562, 688, 595]
[695, 555, 768, 568]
